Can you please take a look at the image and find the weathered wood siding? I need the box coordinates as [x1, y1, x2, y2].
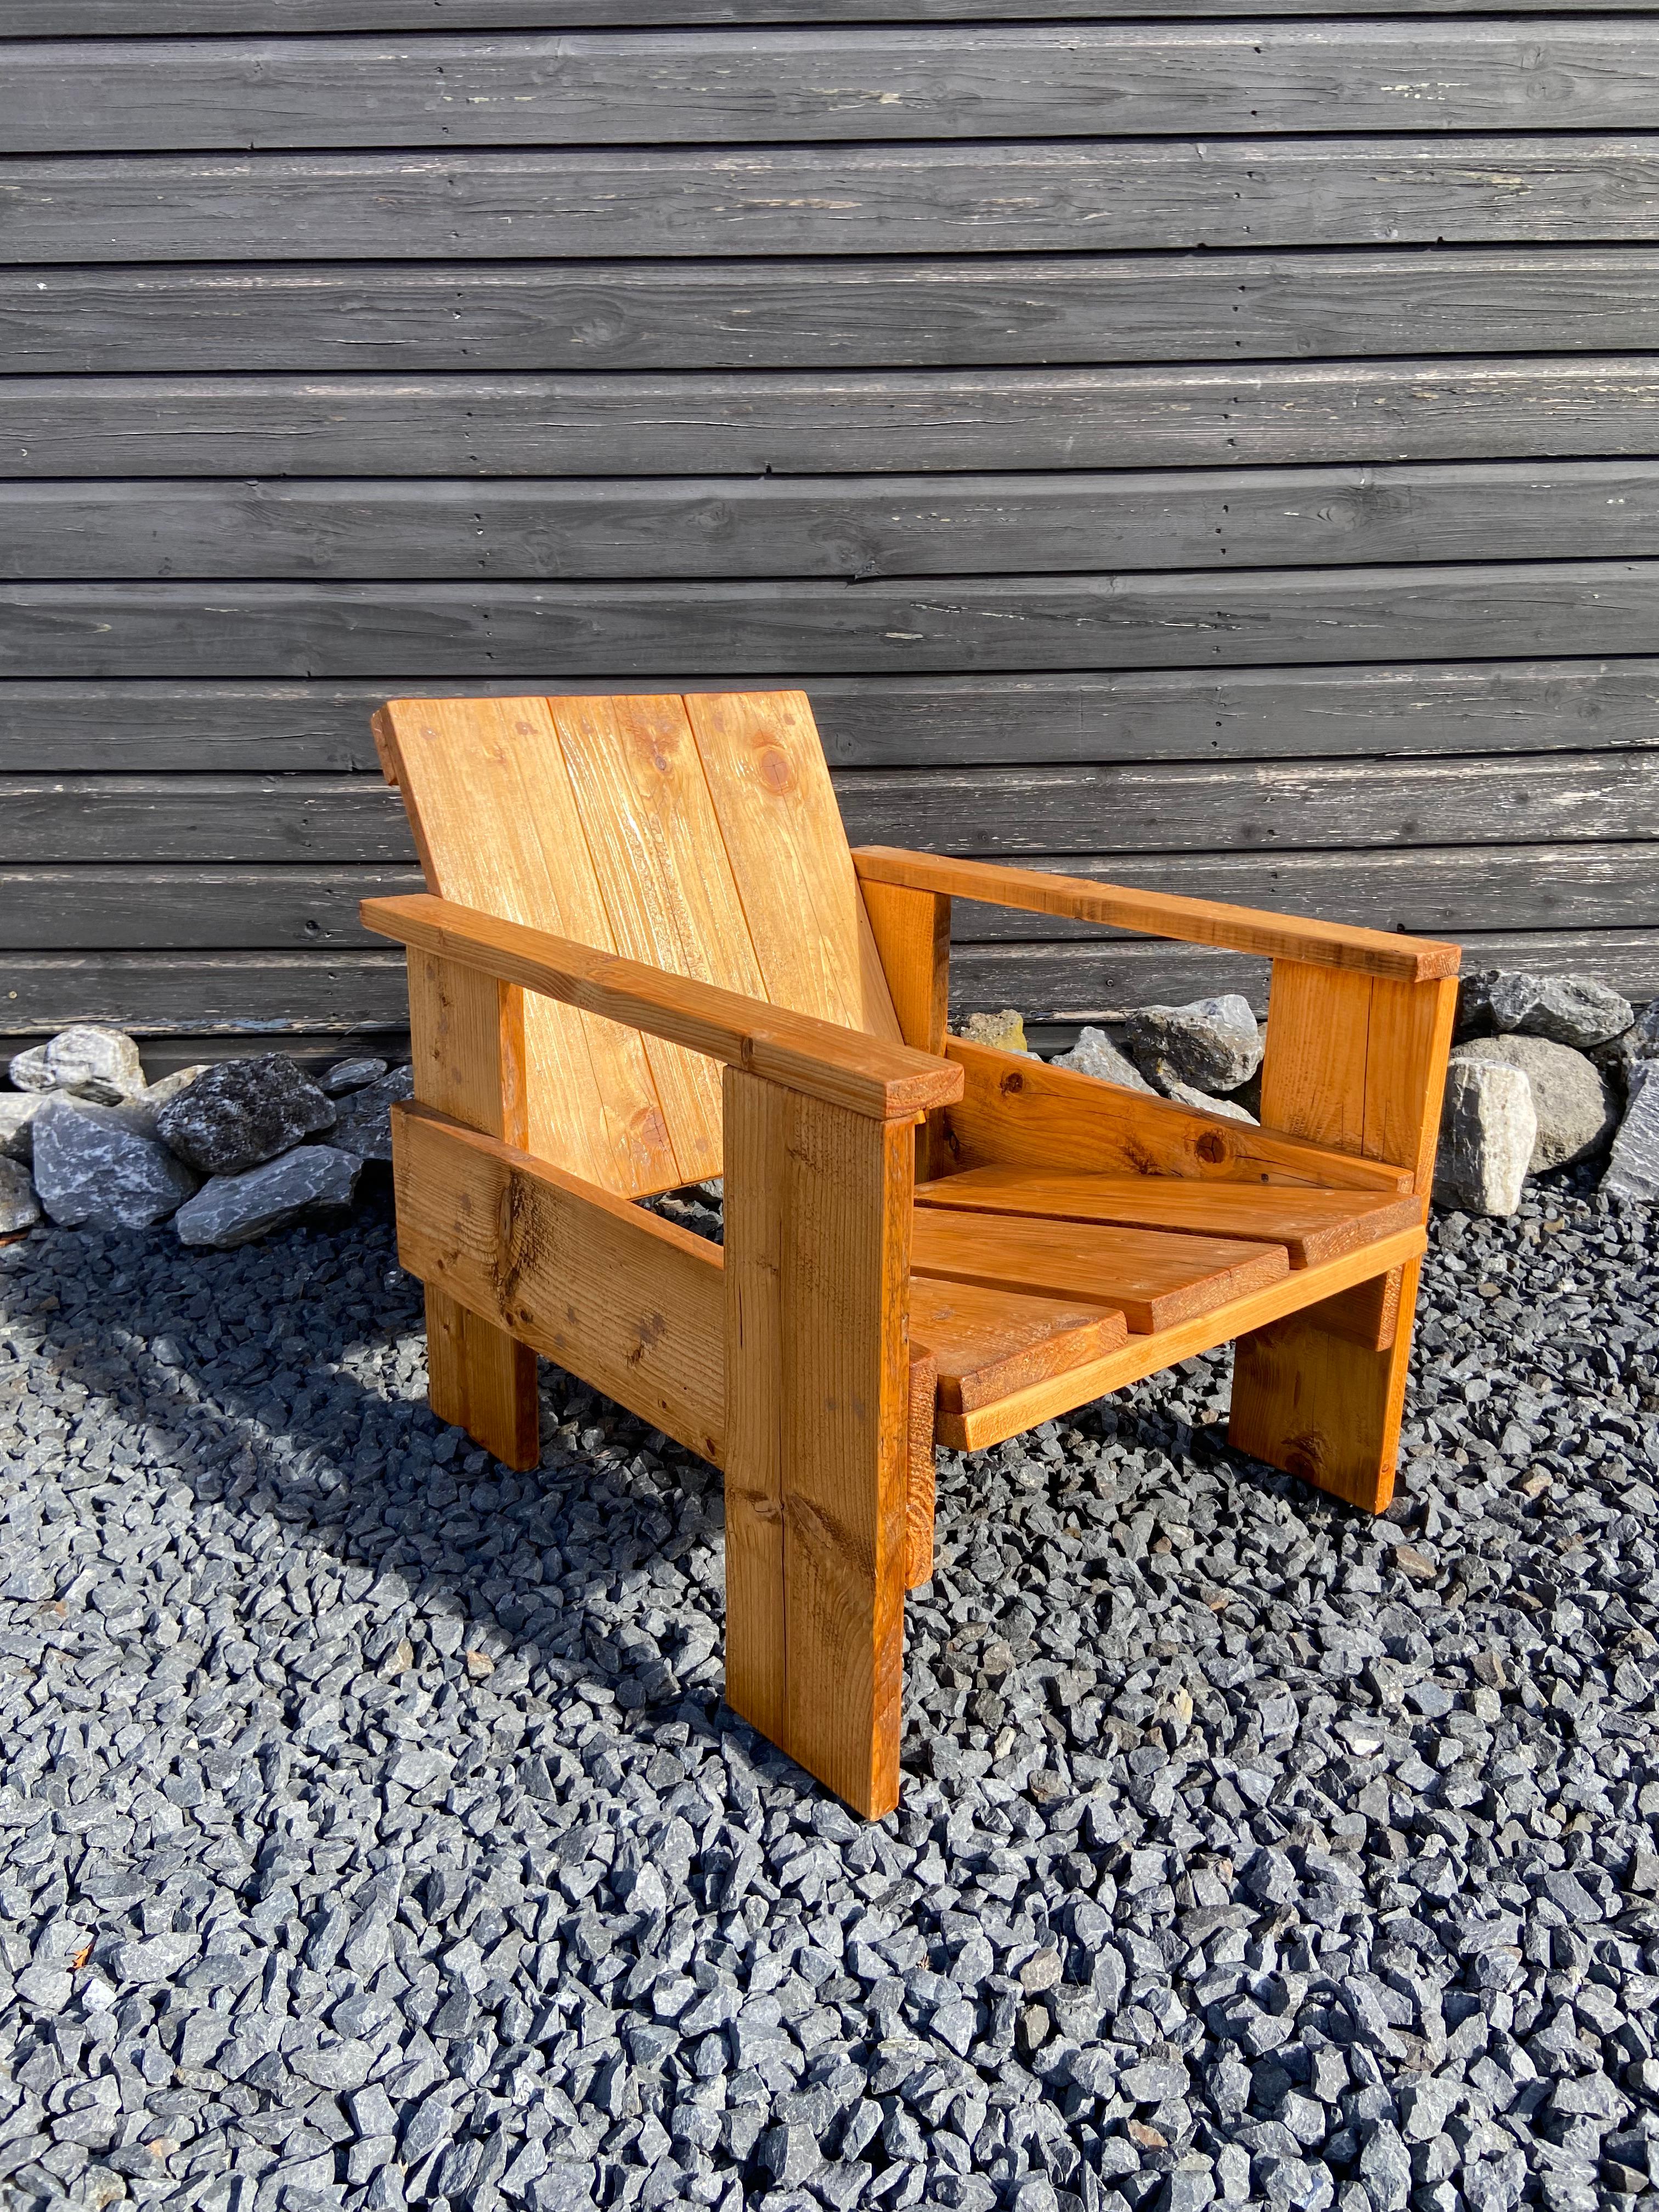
[4, 3, 1657, 1043]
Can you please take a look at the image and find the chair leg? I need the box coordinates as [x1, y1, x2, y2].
[425, 1286, 541, 1471]
[1228, 1257, 1422, 1515]
[723, 1069, 912, 1819]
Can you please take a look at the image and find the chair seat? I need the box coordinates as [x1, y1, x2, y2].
[910, 1167, 1423, 1444]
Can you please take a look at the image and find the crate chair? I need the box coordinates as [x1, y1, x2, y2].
[362, 690, 1459, 1819]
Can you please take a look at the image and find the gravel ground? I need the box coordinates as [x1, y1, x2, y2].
[2, 1172, 1658, 2212]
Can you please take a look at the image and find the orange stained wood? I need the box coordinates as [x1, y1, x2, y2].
[911, 1206, 1289, 1334]
[934, 1222, 1427, 1453]
[907, 1275, 1128, 1413]
[939, 1037, 1413, 1194]
[914, 1166, 1421, 1269]
[906, 1350, 940, 1590]
[685, 690, 905, 1044]
[851, 846, 1461, 984]
[375, 689, 906, 1195]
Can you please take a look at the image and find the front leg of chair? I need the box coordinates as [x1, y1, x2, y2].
[1228, 963, 1457, 1514]
[722, 1067, 913, 1819]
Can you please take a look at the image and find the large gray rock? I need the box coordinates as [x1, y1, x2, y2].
[31, 1097, 200, 1229]
[174, 1144, 363, 1249]
[1124, 994, 1263, 1093]
[1049, 1027, 1154, 1093]
[1458, 969, 1633, 1050]
[156, 1053, 336, 1176]
[1434, 1060, 1537, 1217]
[1144, 1062, 1259, 1123]
[1450, 1035, 1618, 1170]
[1592, 1000, 1659, 1098]
[113, 1064, 208, 1142]
[0, 1092, 46, 1163]
[0, 1156, 41, 1234]
[1602, 1062, 1659, 1203]
[329, 1064, 415, 1162]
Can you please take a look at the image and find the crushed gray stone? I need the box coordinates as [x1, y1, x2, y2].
[0, 1169, 1655, 2212]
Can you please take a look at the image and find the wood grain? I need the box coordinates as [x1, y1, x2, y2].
[915, 1166, 1421, 1269]
[14, 26, 1659, 154]
[14, 360, 1659, 477]
[12, 140, 1659, 266]
[391, 1102, 726, 1463]
[721, 1069, 788, 1751]
[912, 1205, 1288, 1334]
[549, 691, 766, 1187]
[14, 253, 1659, 376]
[936, 1222, 1427, 1451]
[359, 892, 961, 1122]
[855, 847, 1458, 983]
[405, 950, 539, 1471]
[907, 1274, 1127, 1413]
[684, 690, 904, 1045]
[376, 695, 680, 1195]
[860, 877, 951, 1180]
[939, 1037, 1415, 1195]
[26, 459, 1659, 582]
[9, 664, 1659, 774]
[906, 1348, 939, 1592]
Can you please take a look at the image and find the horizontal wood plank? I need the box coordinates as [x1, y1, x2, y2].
[12, 27, 1659, 154]
[360, 893, 962, 1121]
[9, 139, 1659, 265]
[5, 840, 1655, 948]
[18, 0, 1657, 28]
[854, 848, 1458, 982]
[392, 1102, 726, 1462]
[5, 930, 1656, 1035]
[915, 1166, 1421, 1268]
[20, 459, 1659, 582]
[7, 565, 1659, 677]
[7, 752, 1654, 862]
[936, 1221, 1429, 1452]
[12, 252, 1659, 375]
[906, 1274, 1127, 1417]
[6, 664, 1657, 773]
[14, 360, 1659, 479]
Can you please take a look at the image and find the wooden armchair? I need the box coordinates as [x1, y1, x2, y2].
[362, 690, 1458, 1818]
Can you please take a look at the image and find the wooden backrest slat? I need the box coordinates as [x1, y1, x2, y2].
[377, 687, 902, 1194]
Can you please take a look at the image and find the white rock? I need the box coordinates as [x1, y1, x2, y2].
[1049, 1026, 1154, 1093]
[31, 1097, 200, 1229]
[44, 1024, 146, 1100]
[1124, 994, 1263, 1092]
[1450, 1035, 1617, 1170]
[6, 1043, 54, 1093]
[173, 1143, 362, 1249]
[1602, 1061, 1659, 1203]
[1434, 1060, 1537, 1217]
[0, 1157, 41, 1234]
[0, 1092, 46, 1162]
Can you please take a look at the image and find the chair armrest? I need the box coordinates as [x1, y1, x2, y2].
[852, 847, 1460, 985]
[361, 892, 963, 1122]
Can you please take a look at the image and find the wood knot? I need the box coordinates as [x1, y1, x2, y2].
[1195, 1131, 1227, 1164]
[999, 1070, 1024, 1096]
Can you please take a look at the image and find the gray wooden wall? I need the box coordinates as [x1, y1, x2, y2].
[5, 1, 1658, 1051]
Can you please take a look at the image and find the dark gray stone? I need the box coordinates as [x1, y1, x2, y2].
[157, 1051, 336, 1175]
[0, 1156, 40, 1233]
[1458, 969, 1634, 1050]
[1602, 1062, 1659, 1202]
[1124, 993, 1263, 1092]
[330, 1065, 415, 1162]
[30, 1095, 200, 1227]
[173, 1142, 362, 1248]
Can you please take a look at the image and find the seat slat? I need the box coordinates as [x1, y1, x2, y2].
[912, 1206, 1288, 1334]
[908, 1276, 1127, 1415]
[916, 1166, 1420, 1268]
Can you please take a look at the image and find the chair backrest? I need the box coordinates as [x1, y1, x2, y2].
[375, 689, 904, 1194]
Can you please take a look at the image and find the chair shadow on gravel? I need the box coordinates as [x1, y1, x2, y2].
[21, 1195, 754, 1761]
